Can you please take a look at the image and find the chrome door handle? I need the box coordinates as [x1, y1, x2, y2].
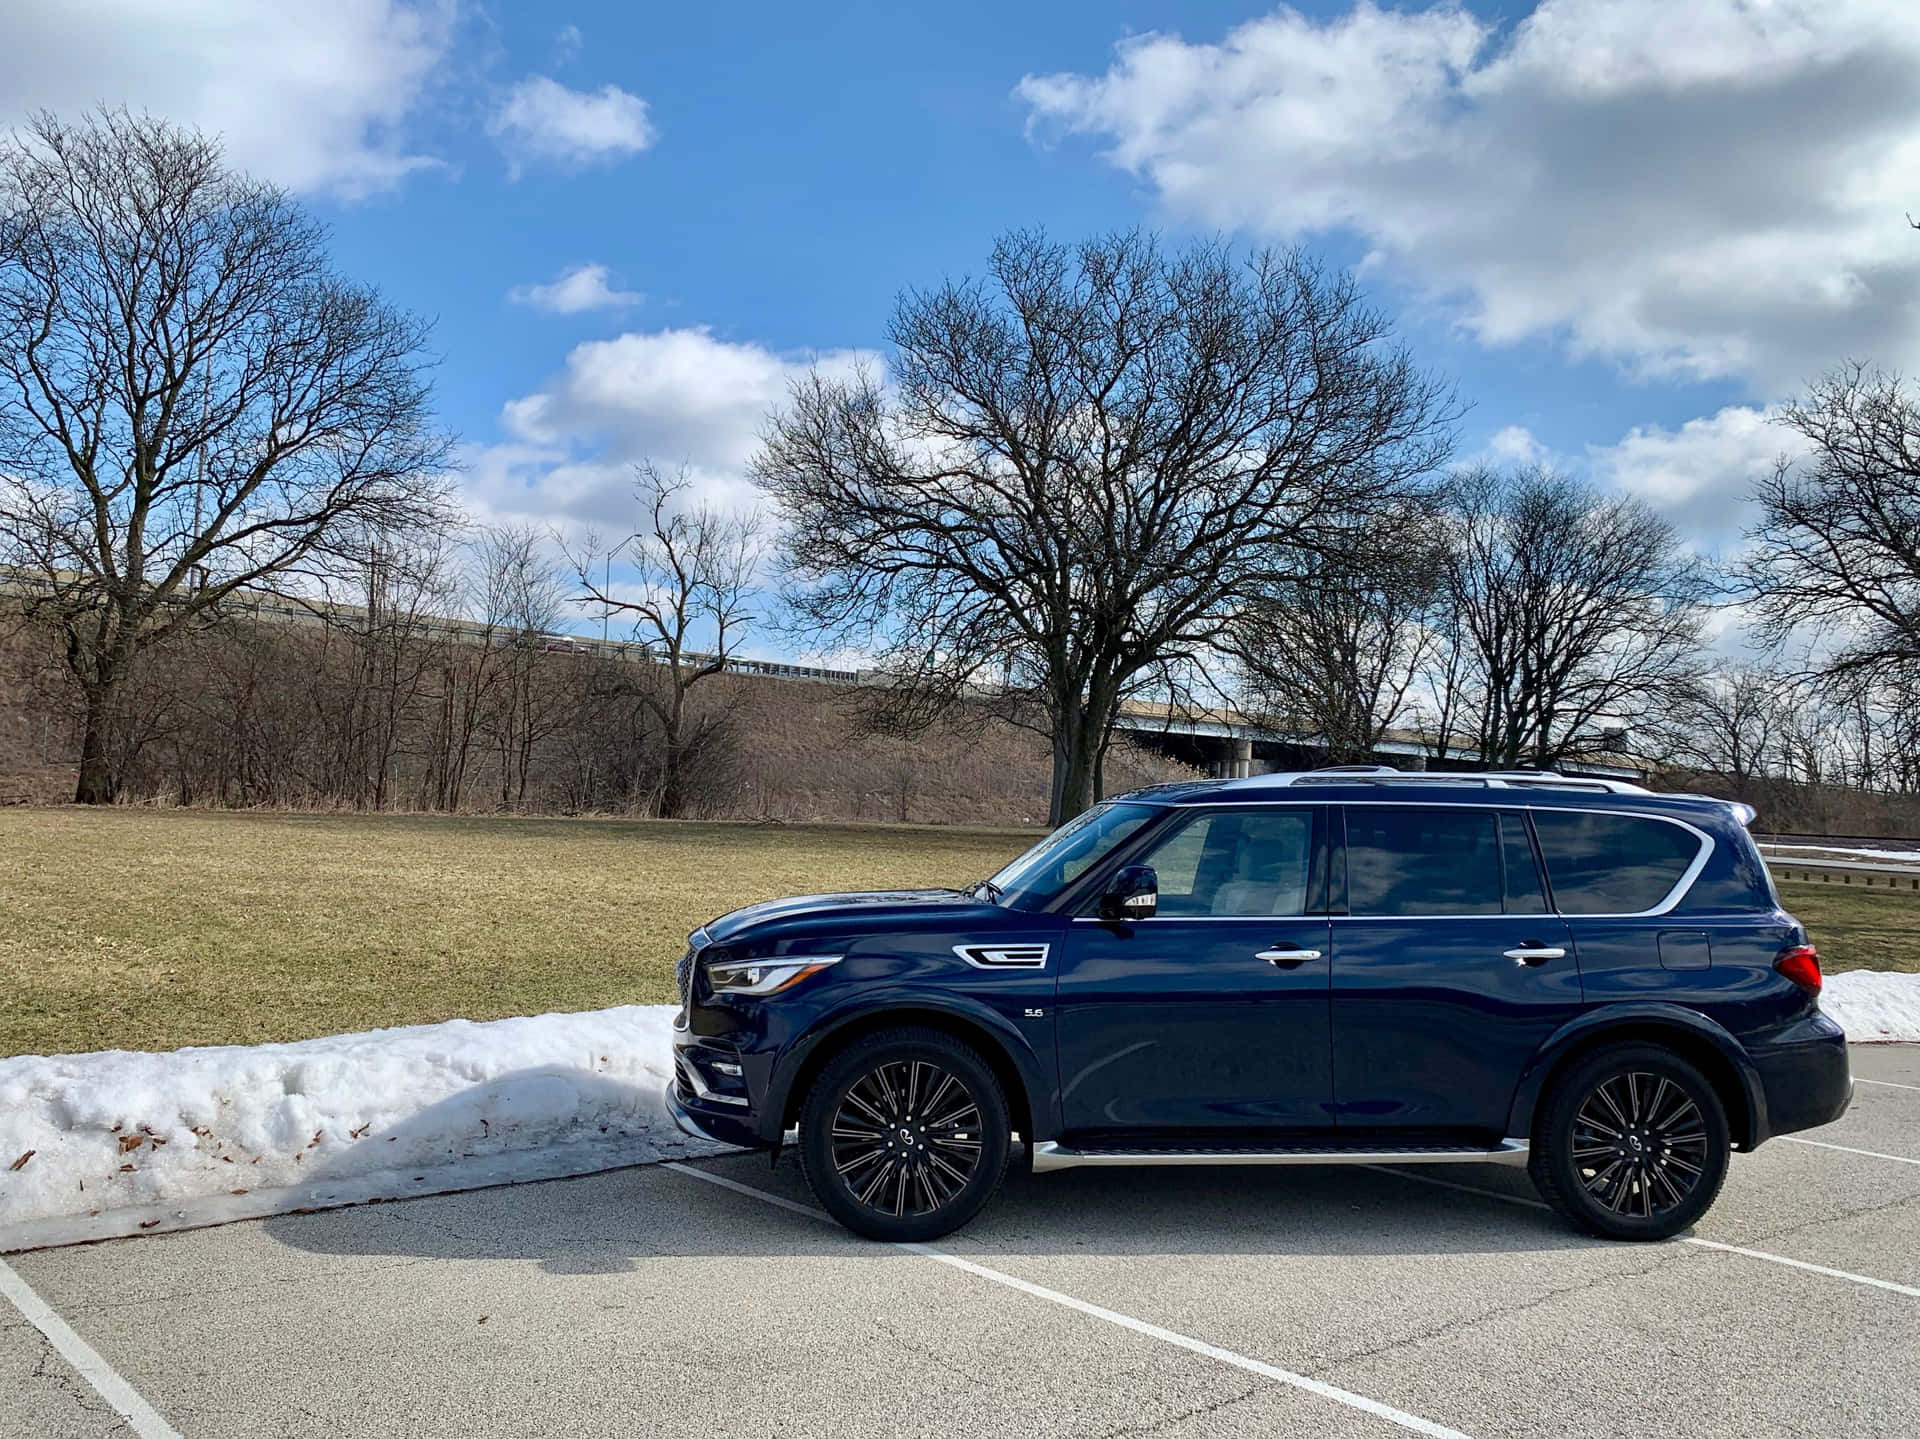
[1256, 948, 1323, 968]
[1504, 946, 1566, 966]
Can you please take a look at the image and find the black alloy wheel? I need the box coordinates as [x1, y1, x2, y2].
[1530, 1042, 1730, 1241]
[798, 1027, 1011, 1242]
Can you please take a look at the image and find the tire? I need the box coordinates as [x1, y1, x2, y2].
[797, 1026, 1012, 1242]
[1529, 1042, 1730, 1241]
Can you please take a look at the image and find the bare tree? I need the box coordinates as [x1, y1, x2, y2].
[475, 526, 571, 810]
[1658, 664, 1789, 787]
[1436, 466, 1708, 769]
[755, 230, 1454, 823]
[320, 529, 460, 809]
[1228, 510, 1446, 763]
[568, 462, 764, 818]
[0, 111, 453, 802]
[1740, 364, 1920, 684]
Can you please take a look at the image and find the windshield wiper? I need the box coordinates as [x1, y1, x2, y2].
[964, 878, 1004, 904]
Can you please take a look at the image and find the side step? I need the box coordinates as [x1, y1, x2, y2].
[1030, 1139, 1529, 1174]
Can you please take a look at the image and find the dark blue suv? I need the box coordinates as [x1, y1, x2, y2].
[667, 768, 1851, 1243]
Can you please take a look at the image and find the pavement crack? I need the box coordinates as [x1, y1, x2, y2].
[1091, 1382, 1263, 1438]
[29, 1332, 114, 1419]
[867, 1315, 989, 1390]
[1719, 1186, 1920, 1249]
[1324, 1247, 1687, 1368]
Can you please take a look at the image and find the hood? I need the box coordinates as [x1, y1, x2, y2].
[700, 889, 999, 946]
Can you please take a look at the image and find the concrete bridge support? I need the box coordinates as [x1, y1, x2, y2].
[1213, 737, 1253, 779]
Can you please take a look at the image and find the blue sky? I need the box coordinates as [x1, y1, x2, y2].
[5, 0, 1919, 651]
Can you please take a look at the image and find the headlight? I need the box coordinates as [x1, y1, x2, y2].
[705, 954, 843, 997]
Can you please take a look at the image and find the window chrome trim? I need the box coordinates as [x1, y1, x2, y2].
[1070, 799, 1717, 922]
[1070, 914, 1325, 923]
[1335, 802, 1715, 920]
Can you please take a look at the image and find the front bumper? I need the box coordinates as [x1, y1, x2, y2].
[664, 1079, 760, 1150]
[1749, 1010, 1852, 1143]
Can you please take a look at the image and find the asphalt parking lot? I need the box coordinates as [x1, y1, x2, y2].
[5, 1046, 1918, 1439]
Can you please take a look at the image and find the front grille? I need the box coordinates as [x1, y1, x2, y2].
[674, 944, 695, 1009]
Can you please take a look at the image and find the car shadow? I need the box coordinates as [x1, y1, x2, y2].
[264, 1124, 1602, 1273]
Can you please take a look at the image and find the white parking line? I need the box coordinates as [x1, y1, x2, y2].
[1779, 1135, 1920, 1167]
[664, 1162, 1476, 1439]
[1370, 1166, 1920, 1299]
[0, 1258, 182, 1439]
[1854, 1077, 1920, 1093]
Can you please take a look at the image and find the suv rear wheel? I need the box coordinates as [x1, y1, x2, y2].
[797, 1026, 1011, 1242]
[1530, 1042, 1730, 1241]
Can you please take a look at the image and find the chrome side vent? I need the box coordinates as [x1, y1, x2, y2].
[953, 943, 1050, 970]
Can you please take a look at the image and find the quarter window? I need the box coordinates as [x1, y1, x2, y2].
[1141, 809, 1315, 917]
[1345, 807, 1504, 916]
[1530, 811, 1704, 914]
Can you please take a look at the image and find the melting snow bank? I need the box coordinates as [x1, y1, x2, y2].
[0, 1004, 724, 1252]
[1823, 970, 1920, 1044]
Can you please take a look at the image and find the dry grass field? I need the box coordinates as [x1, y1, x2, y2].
[1775, 876, 1920, 977]
[0, 808, 1034, 1058]
[2, 808, 1913, 1059]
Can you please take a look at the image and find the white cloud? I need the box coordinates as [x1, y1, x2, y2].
[508, 263, 643, 314]
[551, 24, 583, 67]
[1483, 425, 1548, 467]
[466, 327, 880, 529]
[1019, 0, 1920, 391]
[0, 0, 455, 198]
[1589, 405, 1812, 542]
[488, 76, 655, 177]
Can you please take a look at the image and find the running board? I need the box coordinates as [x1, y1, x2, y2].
[1030, 1139, 1529, 1173]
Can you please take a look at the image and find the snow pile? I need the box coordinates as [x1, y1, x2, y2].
[3, 973, 1916, 1252]
[0, 1004, 723, 1251]
[1824, 970, 1920, 1043]
[1761, 843, 1920, 865]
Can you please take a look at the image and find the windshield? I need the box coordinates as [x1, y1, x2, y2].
[985, 801, 1160, 908]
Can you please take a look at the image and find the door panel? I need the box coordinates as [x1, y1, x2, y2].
[1330, 805, 1583, 1137]
[1056, 806, 1334, 1135]
[1061, 917, 1333, 1132]
[1329, 915, 1579, 1135]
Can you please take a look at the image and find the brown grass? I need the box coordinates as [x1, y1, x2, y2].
[0, 807, 1033, 1058]
[4, 807, 1907, 1060]
[1776, 876, 1920, 976]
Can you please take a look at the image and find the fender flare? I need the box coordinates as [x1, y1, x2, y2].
[1505, 1003, 1770, 1148]
[759, 986, 1055, 1144]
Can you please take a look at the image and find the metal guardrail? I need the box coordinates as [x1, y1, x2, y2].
[1761, 845, 1920, 891]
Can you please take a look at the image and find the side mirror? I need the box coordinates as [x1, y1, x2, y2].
[1100, 865, 1158, 921]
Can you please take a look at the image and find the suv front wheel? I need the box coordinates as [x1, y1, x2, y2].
[797, 1026, 1012, 1242]
[1530, 1042, 1731, 1241]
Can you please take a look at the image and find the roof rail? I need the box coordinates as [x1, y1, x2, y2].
[1477, 770, 1650, 795]
[1274, 766, 1650, 795]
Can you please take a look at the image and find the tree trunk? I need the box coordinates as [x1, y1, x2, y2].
[1049, 716, 1098, 826]
[74, 686, 120, 804]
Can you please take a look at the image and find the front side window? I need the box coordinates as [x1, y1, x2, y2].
[987, 801, 1159, 907]
[1531, 810, 1705, 914]
[1345, 806, 1506, 916]
[1140, 808, 1316, 917]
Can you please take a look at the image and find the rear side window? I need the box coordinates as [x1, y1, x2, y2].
[1345, 807, 1504, 916]
[1531, 811, 1705, 914]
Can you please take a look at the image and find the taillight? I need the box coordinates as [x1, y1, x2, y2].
[1775, 944, 1822, 995]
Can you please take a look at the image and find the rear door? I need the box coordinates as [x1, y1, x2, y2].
[1330, 804, 1580, 1138]
[1528, 808, 1783, 1018]
[1057, 805, 1334, 1135]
